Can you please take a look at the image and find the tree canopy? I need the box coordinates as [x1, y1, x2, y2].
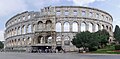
[72, 29, 110, 52]
[114, 25, 120, 44]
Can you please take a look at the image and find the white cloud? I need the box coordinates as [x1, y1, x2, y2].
[0, 0, 27, 17]
[0, 30, 4, 41]
[67, 0, 106, 6]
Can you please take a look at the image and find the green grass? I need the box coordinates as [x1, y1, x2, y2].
[91, 45, 120, 54]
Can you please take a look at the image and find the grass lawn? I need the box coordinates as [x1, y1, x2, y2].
[91, 45, 120, 54]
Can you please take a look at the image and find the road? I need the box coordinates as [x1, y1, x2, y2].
[0, 52, 120, 59]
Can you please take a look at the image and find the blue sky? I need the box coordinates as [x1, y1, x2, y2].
[0, 0, 120, 41]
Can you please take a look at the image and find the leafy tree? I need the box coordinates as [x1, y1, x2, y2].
[114, 25, 120, 44]
[72, 31, 99, 52]
[0, 41, 4, 49]
[72, 29, 110, 52]
[95, 29, 110, 48]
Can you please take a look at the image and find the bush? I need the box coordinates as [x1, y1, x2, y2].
[89, 47, 98, 51]
[115, 45, 120, 50]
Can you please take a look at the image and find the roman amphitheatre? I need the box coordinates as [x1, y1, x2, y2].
[4, 6, 113, 52]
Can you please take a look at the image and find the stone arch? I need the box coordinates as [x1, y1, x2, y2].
[106, 25, 109, 30]
[46, 20, 52, 30]
[72, 22, 78, 32]
[101, 25, 104, 30]
[37, 21, 43, 30]
[64, 36, 70, 45]
[21, 25, 26, 34]
[23, 38, 26, 45]
[81, 22, 86, 32]
[14, 27, 17, 35]
[28, 37, 32, 45]
[21, 38, 24, 45]
[11, 29, 14, 36]
[88, 22, 93, 32]
[10, 30, 12, 36]
[18, 39, 20, 46]
[14, 39, 17, 46]
[47, 36, 52, 44]
[18, 26, 21, 35]
[56, 36, 62, 45]
[37, 36, 44, 44]
[46, 20, 52, 24]
[7, 31, 9, 37]
[95, 24, 99, 32]
[64, 22, 70, 32]
[11, 40, 14, 46]
[32, 24, 35, 32]
[56, 22, 62, 32]
[28, 14, 31, 19]
[27, 24, 32, 33]
[109, 27, 112, 32]
[23, 16, 25, 20]
[12, 39, 14, 46]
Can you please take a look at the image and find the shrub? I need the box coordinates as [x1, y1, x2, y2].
[115, 45, 120, 50]
[89, 47, 98, 51]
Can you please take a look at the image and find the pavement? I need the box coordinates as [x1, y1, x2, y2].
[0, 52, 120, 59]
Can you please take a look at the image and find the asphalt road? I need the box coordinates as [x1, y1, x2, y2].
[0, 52, 120, 59]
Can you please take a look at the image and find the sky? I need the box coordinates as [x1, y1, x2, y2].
[0, 0, 120, 41]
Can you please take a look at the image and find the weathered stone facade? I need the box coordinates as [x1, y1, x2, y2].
[4, 6, 113, 52]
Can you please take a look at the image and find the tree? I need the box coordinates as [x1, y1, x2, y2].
[72, 29, 110, 52]
[0, 41, 4, 49]
[72, 31, 99, 52]
[114, 25, 120, 44]
[95, 29, 110, 48]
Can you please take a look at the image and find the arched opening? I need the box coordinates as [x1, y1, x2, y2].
[14, 28, 17, 35]
[82, 11, 86, 16]
[23, 16, 25, 20]
[23, 38, 26, 45]
[46, 20, 52, 24]
[109, 27, 112, 32]
[10, 40, 14, 46]
[64, 36, 70, 45]
[11, 29, 14, 36]
[46, 20, 52, 30]
[18, 39, 20, 46]
[27, 24, 31, 33]
[106, 26, 108, 30]
[56, 36, 62, 45]
[18, 27, 21, 35]
[81, 22, 86, 32]
[37, 36, 44, 44]
[14, 39, 17, 46]
[38, 21, 43, 30]
[64, 22, 70, 32]
[28, 15, 31, 19]
[88, 23, 93, 32]
[95, 24, 99, 32]
[47, 36, 52, 44]
[101, 25, 104, 30]
[21, 39, 24, 45]
[56, 22, 62, 32]
[28, 37, 32, 45]
[33, 24, 35, 32]
[22, 25, 25, 34]
[72, 22, 78, 32]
